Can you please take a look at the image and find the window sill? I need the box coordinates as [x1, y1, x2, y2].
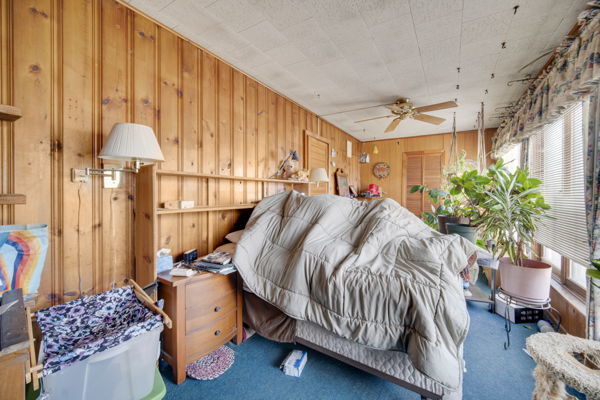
[550, 279, 586, 315]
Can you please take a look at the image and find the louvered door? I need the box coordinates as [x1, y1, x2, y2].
[403, 151, 444, 217]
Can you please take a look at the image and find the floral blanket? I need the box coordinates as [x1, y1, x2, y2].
[36, 286, 163, 376]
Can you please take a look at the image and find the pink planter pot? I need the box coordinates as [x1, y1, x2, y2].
[499, 257, 552, 302]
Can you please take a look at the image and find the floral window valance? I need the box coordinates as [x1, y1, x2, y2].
[491, 9, 600, 158]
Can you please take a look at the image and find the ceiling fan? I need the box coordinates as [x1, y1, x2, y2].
[354, 98, 458, 133]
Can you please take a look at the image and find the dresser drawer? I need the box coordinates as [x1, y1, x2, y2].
[186, 310, 236, 362]
[185, 273, 236, 310]
[186, 290, 236, 334]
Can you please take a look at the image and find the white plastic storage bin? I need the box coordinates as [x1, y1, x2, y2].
[41, 325, 163, 400]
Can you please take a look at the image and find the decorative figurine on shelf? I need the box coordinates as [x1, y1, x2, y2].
[275, 150, 299, 179]
[290, 169, 310, 182]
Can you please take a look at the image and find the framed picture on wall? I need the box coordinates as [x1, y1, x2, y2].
[346, 140, 352, 158]
[335, 168, 350, 197]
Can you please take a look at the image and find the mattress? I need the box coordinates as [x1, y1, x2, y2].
[295, 320, 463, 400]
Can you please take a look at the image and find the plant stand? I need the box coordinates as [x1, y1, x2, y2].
[497, 288, 561, 350]
[466, 254, 499, 312]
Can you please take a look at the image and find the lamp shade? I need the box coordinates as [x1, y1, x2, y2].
[98, 122, 165, 164]
[309, 168, 329, 183]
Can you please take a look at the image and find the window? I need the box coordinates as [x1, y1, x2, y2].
[528, 102, 588, 296]
[542, 246, 563, 276]
[569, 261, 587, 288]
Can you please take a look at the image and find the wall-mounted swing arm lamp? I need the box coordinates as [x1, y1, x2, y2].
[71, 122, 165, 185]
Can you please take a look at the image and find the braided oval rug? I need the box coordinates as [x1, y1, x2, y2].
[186, 345, 235, 380]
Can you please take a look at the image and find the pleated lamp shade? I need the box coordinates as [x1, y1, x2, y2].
[309, 168, 329, 183]
[99, 123, 165, 164]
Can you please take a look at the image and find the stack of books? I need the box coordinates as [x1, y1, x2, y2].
[193, 251, 236, 275]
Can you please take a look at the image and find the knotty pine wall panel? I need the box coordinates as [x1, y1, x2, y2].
[0, 0, 359, 308]
[359, 130, 496, 206]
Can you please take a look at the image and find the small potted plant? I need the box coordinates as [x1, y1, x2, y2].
[479, 161, 552, 301]
[410, 167, 491, 241]
[409, 186, 463, 231]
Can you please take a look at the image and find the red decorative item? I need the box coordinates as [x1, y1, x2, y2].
[368, 184, 380, 195]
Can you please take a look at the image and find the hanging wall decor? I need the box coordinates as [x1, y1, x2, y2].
[372, 162, 391, 179]
[359, 153, 370, 164]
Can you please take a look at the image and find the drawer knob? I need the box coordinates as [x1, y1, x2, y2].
[214, 330, 221, 336]
[214, 306, 221, 312]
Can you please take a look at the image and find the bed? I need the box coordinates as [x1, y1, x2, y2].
[242, 291, 462, 400]
[227, 191, 477, 399]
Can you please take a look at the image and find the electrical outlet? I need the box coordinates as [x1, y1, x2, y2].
[71, 168, 89, 183]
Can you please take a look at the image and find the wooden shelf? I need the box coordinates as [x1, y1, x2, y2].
[157, 169, 310, 185]
[157, 203, 256, 215]
[0, 194, 26, 205]
[0, 105, 22, 122]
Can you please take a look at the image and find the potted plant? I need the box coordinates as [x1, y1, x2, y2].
[410, 167, 491, 241]
[479, 161, 552, 301]
[443, 168, 491, 242]
[409, 185, 464, 232]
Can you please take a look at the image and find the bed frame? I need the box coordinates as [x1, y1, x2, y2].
[294, 337, 442, 400]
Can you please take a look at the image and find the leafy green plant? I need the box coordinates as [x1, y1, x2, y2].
[447, 169, 492, 222]
[409, 185, 456, 229]
[479, 161, 551, 266]
[410, 166, 491, 227]
[588, 260, 600, 288]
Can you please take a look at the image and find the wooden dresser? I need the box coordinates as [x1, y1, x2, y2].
[158, 270, 243, 384]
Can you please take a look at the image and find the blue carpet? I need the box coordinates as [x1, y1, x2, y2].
[160, 290, 539, 399]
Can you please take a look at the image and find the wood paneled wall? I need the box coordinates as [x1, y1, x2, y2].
[0, 0, 359, 309]
[359, 129, 496, 206]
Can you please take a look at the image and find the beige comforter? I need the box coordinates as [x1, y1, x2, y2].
[233, 191, 477, 389]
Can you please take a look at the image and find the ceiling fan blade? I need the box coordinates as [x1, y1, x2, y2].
[384, 118, 401, 133]
[354, 115, 394, 123]
[414, 101, 458, 113]
[413, 113, 445, 125]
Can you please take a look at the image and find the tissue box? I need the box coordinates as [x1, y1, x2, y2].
[157, 254, 173, 273]
[280, 350, 307, 377]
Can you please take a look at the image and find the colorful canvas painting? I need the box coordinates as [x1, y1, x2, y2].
[0, 224, 48, 295]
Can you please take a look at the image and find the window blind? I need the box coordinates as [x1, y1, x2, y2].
[528, 102, 589, 266]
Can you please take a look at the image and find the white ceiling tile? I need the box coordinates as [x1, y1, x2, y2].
[409, 0, 463, 24]
[158, 0, 219, 30]
[137, 0, 588, 140]
[298, 42, 342, 66]
[307, 0, 360, 24]
[419, 36, 459, 65]
[286, 61, 335, 89]
[265, 44, 307, 66]
[374, 39, 420, 64]
[357, 0, 411, 27]
[199, 24, 250, 53]
[238, 20, 288, 52]
[229, 45, 271, 68]
[414, 11, 462, 45]
[461, 12, 512, 45]
[205, 0, 266, 32]
[322, 17, 371, 46]
[247, 0, 316, 30]
[461, 0, 510, 22]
